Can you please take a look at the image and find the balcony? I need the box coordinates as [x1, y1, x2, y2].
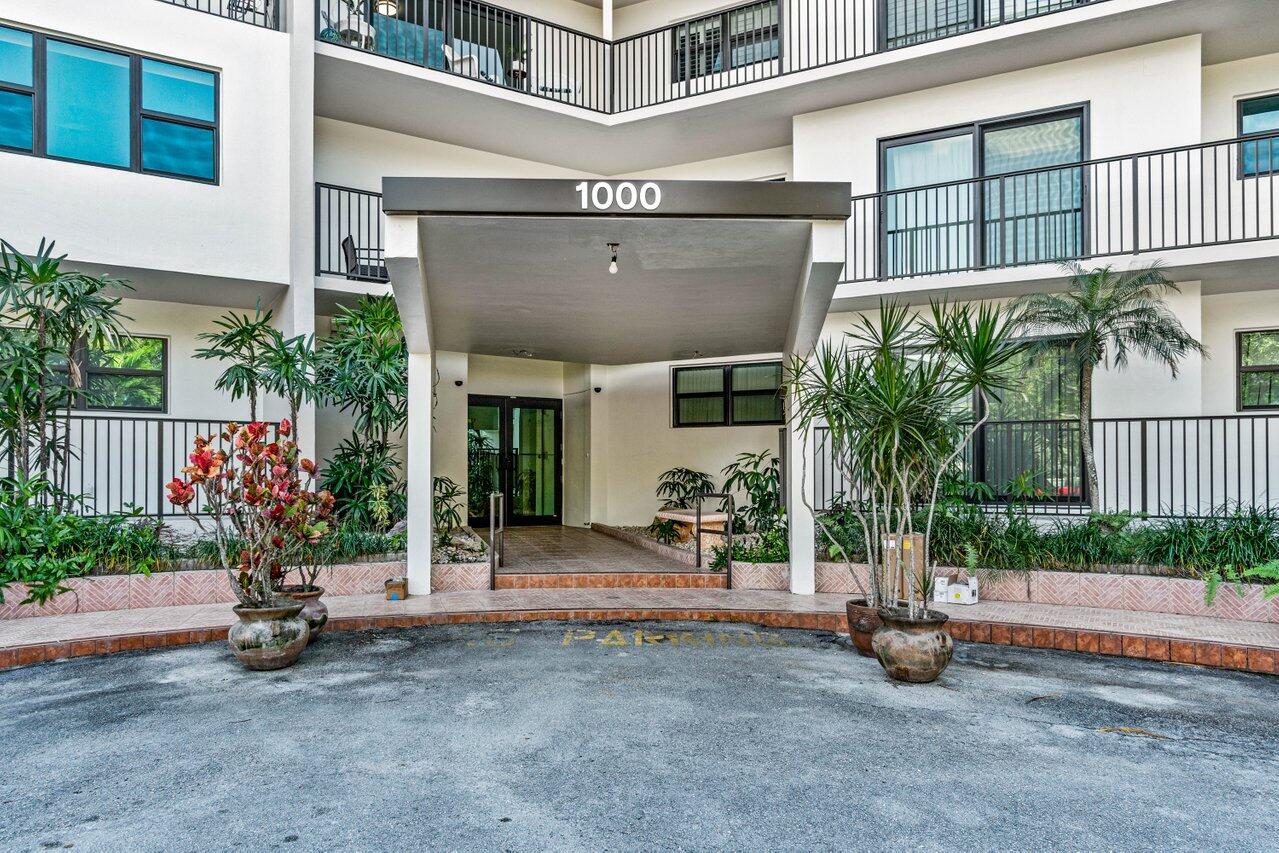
[159, 0, 282, 29]
[316, 0, 1106, 115]
[815, 413, 1279, 518]
[841, 135, 1279, 284]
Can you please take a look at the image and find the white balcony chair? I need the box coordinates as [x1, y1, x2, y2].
[442, 44, 483, 81]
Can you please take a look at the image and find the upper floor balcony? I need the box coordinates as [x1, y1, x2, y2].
[317, 0, 1111, 115]
[837, 133, 1279, 302]
[159, 0, 282, 29]
[314, 0, 1279, 172]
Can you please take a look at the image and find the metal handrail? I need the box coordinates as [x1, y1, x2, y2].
[693, 492, 734, 589]
[488, 491, 505, 589]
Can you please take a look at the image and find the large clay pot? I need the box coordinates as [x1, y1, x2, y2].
[871, 607, 953, 683]
[845, 597, 881, 657]
[282, 585, 328, 643]
[228, 601, 309, 671]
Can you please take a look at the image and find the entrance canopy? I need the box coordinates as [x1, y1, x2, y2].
[381, 178, 850, 364]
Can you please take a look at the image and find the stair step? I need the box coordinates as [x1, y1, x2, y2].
[494, 572, 728, 590]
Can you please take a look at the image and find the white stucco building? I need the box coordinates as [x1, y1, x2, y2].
[2, 0, 1278, 594]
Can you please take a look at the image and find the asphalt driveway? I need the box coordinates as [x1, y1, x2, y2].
[1, 621, 1276, 851]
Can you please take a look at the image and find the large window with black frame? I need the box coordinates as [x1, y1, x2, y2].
[672, 0, 779, 83]
[879, 106, 1086, 278]
[53, 336, 168, 413]
[671, 361, 784, 427]
[0, 25, 217, 182]
[1238, 329, 1279, 411]
[969, 338, 1083, 502]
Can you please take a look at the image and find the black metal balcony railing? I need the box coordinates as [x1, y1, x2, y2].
[316, 183, 388, 282]
[813, 414, 1279, 518]
[318, 0, 1104, 114]
[159, 0, 282, 30]
[844, 134, 1279, 282]
[3, 415, 266, 518]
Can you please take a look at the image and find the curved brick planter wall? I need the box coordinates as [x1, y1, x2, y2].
[804, 562, 1279, 624]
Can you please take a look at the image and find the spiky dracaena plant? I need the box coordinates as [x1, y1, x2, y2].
[1012, 262, 1205, 513]
[786, 301, 1023, 617]
[194, 304, 274, 422]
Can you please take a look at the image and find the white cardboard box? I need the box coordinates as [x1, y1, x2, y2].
[935, 576, 979, 605]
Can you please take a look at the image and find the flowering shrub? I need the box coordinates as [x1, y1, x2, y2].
[167, 420, 334, 608]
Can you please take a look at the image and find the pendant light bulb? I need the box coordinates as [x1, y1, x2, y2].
[607, 243, 619, 275]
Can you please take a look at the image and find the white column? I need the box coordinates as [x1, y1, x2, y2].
[787, 412, 816, 595]
[602, 0, 613, 40]
[406, 351, 434, 594]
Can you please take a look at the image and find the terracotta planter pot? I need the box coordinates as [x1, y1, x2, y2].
[228, 601, 309, 671]
[871, 606, 953, 683]
[282, 586, 328, 643]
[845, 597, 881, 657]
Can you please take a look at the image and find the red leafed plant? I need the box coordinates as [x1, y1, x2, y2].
[167, 420, 334, 608]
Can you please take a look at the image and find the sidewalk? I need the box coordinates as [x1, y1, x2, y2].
[2, 588, 1276, 674]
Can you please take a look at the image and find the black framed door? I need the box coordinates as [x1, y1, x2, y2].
[467, 395, 562, 526]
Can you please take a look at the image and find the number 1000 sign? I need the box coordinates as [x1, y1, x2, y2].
[575, 181, 662, 212]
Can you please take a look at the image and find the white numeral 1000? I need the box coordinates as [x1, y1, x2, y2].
[575, 181, 662, 211]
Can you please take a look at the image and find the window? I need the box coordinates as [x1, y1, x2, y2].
[880, 106, 1086, 276]
[1240, 94, 1279, 178]
[54, 336, 168, 412]
[973, 339, 1084, 501]
[1238, 330, 1279, 411]
[673, 1, 779, 83]
[672, 361, 783, 427]
[0, 26, 217, 182]
[0, 26, 33, 152]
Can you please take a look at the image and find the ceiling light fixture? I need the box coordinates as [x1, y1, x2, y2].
[375, 0, 399, 15]
[607, 242, 619, 275]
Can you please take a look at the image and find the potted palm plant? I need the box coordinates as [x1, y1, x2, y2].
[167, 420, 334, 670]
[788, 301, 1022, 682]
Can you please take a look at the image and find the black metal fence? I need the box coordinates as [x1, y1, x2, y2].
[3, 416, 268, 518]
[813, 413, 1279, 517]
[316, 183, 388, 282]
[159, 0, 281, 29]
[319, 0, 1105, 113]
[844, 135, 1279, 282]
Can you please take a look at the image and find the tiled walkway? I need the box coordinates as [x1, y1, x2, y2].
[2, 587, 1277, 674]
[492, 525, 695, 574]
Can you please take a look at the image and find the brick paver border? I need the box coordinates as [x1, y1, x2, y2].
[3, 608, 1274, 676]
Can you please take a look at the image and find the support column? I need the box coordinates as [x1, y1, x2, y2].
[784, 220, 845, 596]
[787, 413, 816, 595]
[406, 351, 434, 594]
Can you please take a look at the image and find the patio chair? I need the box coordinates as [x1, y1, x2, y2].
[443, 44, 483, 80]
[340, 236, 388, 282]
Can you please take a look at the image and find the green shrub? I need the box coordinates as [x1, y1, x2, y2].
[711, 527, 790, 570]
[647, 518, 679, 545]
[656, 467, 716, 510]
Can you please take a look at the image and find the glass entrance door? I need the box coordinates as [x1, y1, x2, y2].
[467, 395, 562, 526]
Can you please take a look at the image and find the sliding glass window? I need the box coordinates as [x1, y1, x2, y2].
[0, 26, 217, 183]
[674, 0, 779, 83]
[880, 106, 1085, 276]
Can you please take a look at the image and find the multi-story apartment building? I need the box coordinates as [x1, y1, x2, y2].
[2, 0, 1277, 595]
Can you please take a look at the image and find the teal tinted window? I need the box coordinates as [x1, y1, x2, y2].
[1241, 95, 1279, 177]
[46, 40, 131, 167]
[0, 89, 32, 151]
[142, 118, 215, 180]
[0, 26, 32, 86]
[142, 59, 215, 121]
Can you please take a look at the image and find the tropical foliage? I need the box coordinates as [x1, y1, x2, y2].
[1012, 262, 1204, 512]
[655, 467, 716, 510]
[787, 300, 1025, 615]
[166, 420, 334, 608]
[721, 451, 784, 535]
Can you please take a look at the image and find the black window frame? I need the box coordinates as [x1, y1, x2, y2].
[0, 24, 219, 185]
[1237, 329, 1279, 412]
[876, 102, 1090, 277]
[671, 360, 784, 428]
[55, 335, 169, 414]
[672, 0, 781, 84]
[1237, 93, 1279, 180]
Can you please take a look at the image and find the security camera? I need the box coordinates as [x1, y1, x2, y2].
[454, 380, 463, 387]
[593, 387, 602, 394]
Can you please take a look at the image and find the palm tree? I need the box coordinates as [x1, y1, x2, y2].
[194, 305, 274, 421]
[1012, 262, 1205, 513]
